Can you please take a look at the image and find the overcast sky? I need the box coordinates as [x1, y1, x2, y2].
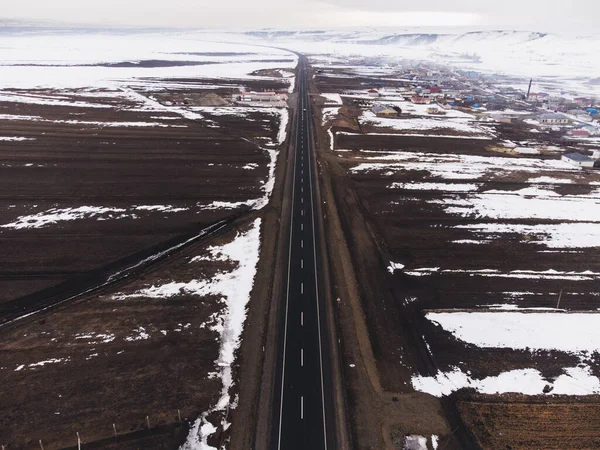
[1, 0, 598, 32]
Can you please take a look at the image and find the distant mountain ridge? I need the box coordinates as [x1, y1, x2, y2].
[244, 29, 556, 47]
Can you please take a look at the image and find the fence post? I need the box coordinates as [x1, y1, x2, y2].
[146, 415, 151, 429]
[77, 431, 81, 450]
[178, 409, 182, 423]
[39, 440, 44, 450]
[113, 423, 117, 437]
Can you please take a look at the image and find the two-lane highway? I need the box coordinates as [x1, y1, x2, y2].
[271, 57, 335, 449]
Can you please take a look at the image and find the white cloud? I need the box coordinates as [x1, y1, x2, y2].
[0, 0, 597, 30]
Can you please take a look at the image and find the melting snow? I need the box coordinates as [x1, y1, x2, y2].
[426, 311, 600, 354]
[387, 262, 405, 273]
[0, 136, 36, 141]
[412, 365, 600, 397]
[404, 435, 428, 450]
[406, 268, 599, 280]
[438, 192, 600, 222]
[528, 176, 574, 184]
[74, 332, 115, 344]
[124, 326, 150, 342]
[351, 150, 574, 180]
[1, 204, 189, 229]
[320, 93, 343, 105]
[454, 222, 600, 248]
[115, 220, 262, 450]
[360, 111, 490, 137]
[390, 182, 479, 192]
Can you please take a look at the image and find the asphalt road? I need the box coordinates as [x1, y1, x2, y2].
[271, 57, 335, 450]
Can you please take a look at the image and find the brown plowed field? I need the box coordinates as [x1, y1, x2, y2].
[0, 72, 290, 449]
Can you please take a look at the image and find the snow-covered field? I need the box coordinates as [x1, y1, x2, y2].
[413, 311, 600, 396]
[360, 111, 491, 137]
[322, 106, 341, 125]
[0, 32, 297, 90]
[413, 364, 600, 397]
[320, 92, 343, 105]
[350, 150, 576, 179]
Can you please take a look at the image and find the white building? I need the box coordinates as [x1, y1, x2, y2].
[538, 113, 570, 125]
[562, 152, 595, 168]
[239, 91, 288, 102]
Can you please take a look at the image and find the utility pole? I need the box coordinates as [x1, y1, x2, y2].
[527, 78, 533, 99]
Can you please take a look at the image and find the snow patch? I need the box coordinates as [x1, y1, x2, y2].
[412, 365, 600, 397]
[426, 311, 600, 354]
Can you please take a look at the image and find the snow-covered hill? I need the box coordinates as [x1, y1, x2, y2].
[238, 29, 600, 83]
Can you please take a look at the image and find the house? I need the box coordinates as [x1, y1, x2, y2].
[528, 92, 550, 102]
[372, 104, 401, 117]
[562, 152, 595, 168]
[411, 95, 431, 105]
[426, 106, 446, 115]
[575, 114, 594, 123]
[239, 91, 287, 102]
[491, 114, 513, 124]
[367, 89, 380, 98]
[538, 113, 570, 125]
[574, 97, 592, 108]
[569, 129, 591, 137]
[582, 125, 600, 136]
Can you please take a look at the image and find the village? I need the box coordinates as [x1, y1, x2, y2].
[318, 63, 600, 169]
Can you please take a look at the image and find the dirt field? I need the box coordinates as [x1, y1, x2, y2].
[0, 220, 250, 449]
[0, 69, 290, 449]
[458, 396, 600, 449]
